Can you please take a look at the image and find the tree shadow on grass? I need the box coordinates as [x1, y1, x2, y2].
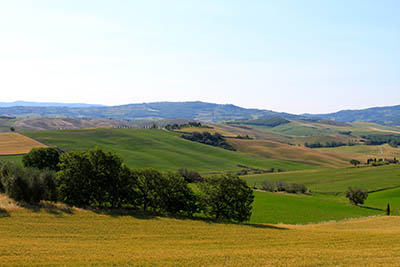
[359, 205, 384, 212]
[161, 214, 288, 230]
[90, 208, 158, 220]
[243, 223, 288, 230]
[0, 207, 10, 218]
[20, 201, 74, 216]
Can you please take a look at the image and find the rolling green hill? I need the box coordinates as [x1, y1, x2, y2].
[25, 128, 312, 173]
[243, 165, 400, 194]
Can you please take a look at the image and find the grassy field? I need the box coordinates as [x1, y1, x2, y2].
[365, 187, 400, 215]
[229, 138, 356, 167]
[0, 132, 46, 156]
[1, 204, 399, 266]
[243, 164, 400, 194]
[251, 191, 381, 224]
[0, 155, 23, 164]
[25, 128, 312, 173]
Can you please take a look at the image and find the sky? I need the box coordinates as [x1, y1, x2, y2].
[0, 0, 399, 114]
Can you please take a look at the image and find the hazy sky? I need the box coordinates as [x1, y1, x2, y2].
[0, 1, 399, 114]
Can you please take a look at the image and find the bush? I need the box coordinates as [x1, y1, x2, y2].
[261, 180, 275, 192]
[346, 187, 368, 206]
[276, 181, 288, 192]
[178, 168, 204, 183]
[0, 162, 57, 204]
[260, 180, 307, 194]
[23, 147, 61, 171]
[199, 174, 254, 222]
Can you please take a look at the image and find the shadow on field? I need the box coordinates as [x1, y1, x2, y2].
[0, 208, 10, 218]
[90, 208, 158, 220]
[243, 223, 288, 230]
[359, 205, 384, 212]
[21, 202, 74, 216]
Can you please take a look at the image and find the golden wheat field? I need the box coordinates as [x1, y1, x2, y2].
[0, 133, 46, 156]
[1, 198, 400, 266]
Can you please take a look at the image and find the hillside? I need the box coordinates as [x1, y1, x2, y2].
[306, 105, 400, 126]
[24, 128, 312, 173]
[0, 101, 299, 123]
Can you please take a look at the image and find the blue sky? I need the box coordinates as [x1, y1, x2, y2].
[0, 0, 399, 114]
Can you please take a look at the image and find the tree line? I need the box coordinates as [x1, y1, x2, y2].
[0, 147, 253, 222]
[361, 134, 400, 148]
[181, 132, 236, 151]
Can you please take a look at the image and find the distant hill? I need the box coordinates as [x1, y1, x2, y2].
[0, 101, 399, 125]
[305, 105, 400, 126]
[0, 101, 299, 123]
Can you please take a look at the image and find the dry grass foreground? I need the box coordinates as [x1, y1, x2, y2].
[1, 200, 400, 266]
[0, 132, 46, 156]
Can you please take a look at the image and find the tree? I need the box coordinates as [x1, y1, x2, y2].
[199, 174, 254, 222]
[23, 147, 61, 171]
[132, 169, 163, 212]
[345, 187, 368, 206]
[156, 172, 198, 216]
[350, 159, 361, 166]
[57, 151, 94, 207]
[57, 147, 125, 208]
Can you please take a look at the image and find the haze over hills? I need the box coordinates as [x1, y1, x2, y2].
[0, 101, 400, 125]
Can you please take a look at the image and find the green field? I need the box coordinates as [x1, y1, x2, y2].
[244, 165, 400, 194]
[0, 155, 23, 163]
[25, 128, 312, 173]
[251, 191, 381, 224]
[365, 187, 400, 215]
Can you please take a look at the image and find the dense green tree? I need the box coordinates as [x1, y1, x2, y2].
[345, 187, 368, 206]
[57, 151, 94, 206]
[156, 172, 198, 216]
[23, 147, 61, 171]
[199, 174, 254, 222]
[132, 169, 163, 212]
[57, 147, 125, 208]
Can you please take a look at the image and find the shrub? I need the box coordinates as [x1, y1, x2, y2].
[178, 168, 204, 183]
[276, 181, 288, 192]
[261, 180, 275, 192]
[346, 187, 368, 206]
[199, 174, 254, 222]
[0, 162, 57, 203]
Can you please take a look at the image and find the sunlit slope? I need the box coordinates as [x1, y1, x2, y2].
[25, 128, 312, 172]
[0, 132, 46, 155]
[229, 138, 355, 167]
[1, 207, 399, 266]
[244, 165, 400, 193]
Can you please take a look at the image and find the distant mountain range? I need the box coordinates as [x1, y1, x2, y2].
[304, 105, 400, 126]
[0, 101, 399, 126]
[0, 101, 104, 108]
